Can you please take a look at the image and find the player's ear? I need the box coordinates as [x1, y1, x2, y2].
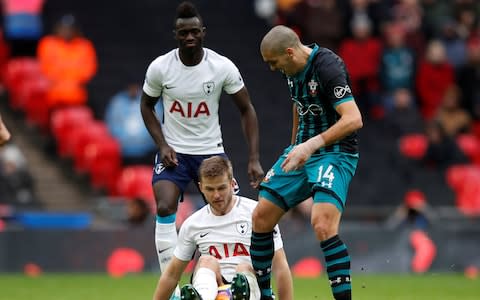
[202, 26, 206, 36]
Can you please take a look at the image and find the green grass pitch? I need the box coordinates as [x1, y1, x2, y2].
[0, 273, 479, 300]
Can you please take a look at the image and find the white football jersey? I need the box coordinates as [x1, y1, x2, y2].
[174, 196, 283, 282]
[143, 48, 245, 155]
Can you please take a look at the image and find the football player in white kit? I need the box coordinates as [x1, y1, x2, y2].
[152, 156, 293, 300]
[140, 2, 264, 299]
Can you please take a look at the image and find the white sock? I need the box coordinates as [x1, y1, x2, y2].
[193, 267, 218, 300]
[155, 221, 177, 272]
[155, 222, 179, 299]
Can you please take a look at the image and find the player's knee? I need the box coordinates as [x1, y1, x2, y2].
[197, 255, 219, 268]
[155, 201, 177, 216]
[235, 263, 253, 274]
[251, 208, 274, 232]
[311, 218, 337, 241]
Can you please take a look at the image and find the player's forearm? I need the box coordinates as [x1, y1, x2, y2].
[0, 116, 11, 146]
[240, 108, 261, 161]
[140, 95, 168, 148]
[306, 108, 362, 152]
[291, 105, 299, 145]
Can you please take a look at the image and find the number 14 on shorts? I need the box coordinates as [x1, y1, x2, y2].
[317, 165, 334, 188]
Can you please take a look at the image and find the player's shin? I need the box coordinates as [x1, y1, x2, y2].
[250, 231, 274, 298]
[321, 235, 352, 300]
[155, 215, 180, 299]
[192, 268, 218, 300]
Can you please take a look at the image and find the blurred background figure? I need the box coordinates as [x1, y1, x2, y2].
[384, 88, 423, 139]
[37, 14, 97, 112]
[104, 83, 162, 165]
[0, 142, 37, 207]
[281, 0, 345, 51]
[457, 37, 480, 120]
[1, 0, 45, 57]
[422, 120, 468, 171]
[415, 40, 455, 120]
[338, 14, 382, 119]
[435, 84, 471, 137]
[379, 21, 416, 112]
[126, 197, 152, 227]
[385, 189, 433, 230]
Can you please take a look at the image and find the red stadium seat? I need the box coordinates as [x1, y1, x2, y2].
[116, 166, 155, 211]
[80, 137, 122, 192]
[445, 164, 480, 216]
[64, 121, 109, 159]
[15, 75, 49, 112]
[3, 58, 41, 93]
[399, 134, 428, 160]
[50, 106, 94, 156]
[456, 134, 480, 164]
[445, 164, 480, 192]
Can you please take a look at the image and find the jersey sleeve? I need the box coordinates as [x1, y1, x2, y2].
[143, 58, 163, 98]
[272, 224, 284, 251]
[173, 220, 196, 262]
[316, 53, 354, 108]
[222, 59, 245, 95]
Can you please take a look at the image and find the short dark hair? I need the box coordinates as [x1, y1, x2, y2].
[199, 156, 233, 181]
[175, 1, 203, 24]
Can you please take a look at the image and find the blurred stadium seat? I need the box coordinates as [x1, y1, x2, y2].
[116, 165, 155, 211]
[399, 134, 428, 160]
[80, 137, 122, 192]
[50, 106, 94, 156]
[456, 134, 480, 164]
[63, 121, 109, 159]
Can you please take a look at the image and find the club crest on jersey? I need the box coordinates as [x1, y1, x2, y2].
[203, 81, 215, 95]
[308, 79, 318, 96]
[236, 221, 249, 235]
[334, 85, 351, 98]
[287, 78, 294, 88]
[155, 163, 165, 174]
[263, 168, 275, 183]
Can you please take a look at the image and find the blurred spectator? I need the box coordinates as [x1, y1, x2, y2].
[385, 88, 423, 138]
[421, 0, 453, 39]
[104, 83, 161, 165]
[439, 19, 467, 70]
[1, 0, 44, 57]
[384, 189, 433, 230]
[254, 0, 277, 24]
[343, 0, 389, 37]
[422, 120, 468, 170]
[379, 22, 416, 111]
[453, 1, 479, 40]
[390, 0, 426, 56]
[126, 198, 151, 226]
[0, 142, 37, 207]
[457, 38, 480, 119]
[283, 0, 345, 51]
[37, 14, 97, 110]
[415, 40, 455, 120]
[435, 84, 472, 137]
[338, 14, 382, 118]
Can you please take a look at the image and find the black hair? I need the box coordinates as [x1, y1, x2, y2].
[175, 1, 203, 24]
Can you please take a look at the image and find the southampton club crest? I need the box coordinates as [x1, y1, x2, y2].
[308, 79, 318, 96]
[203, 81, 215, 95]
[236, 221, 249, 235]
